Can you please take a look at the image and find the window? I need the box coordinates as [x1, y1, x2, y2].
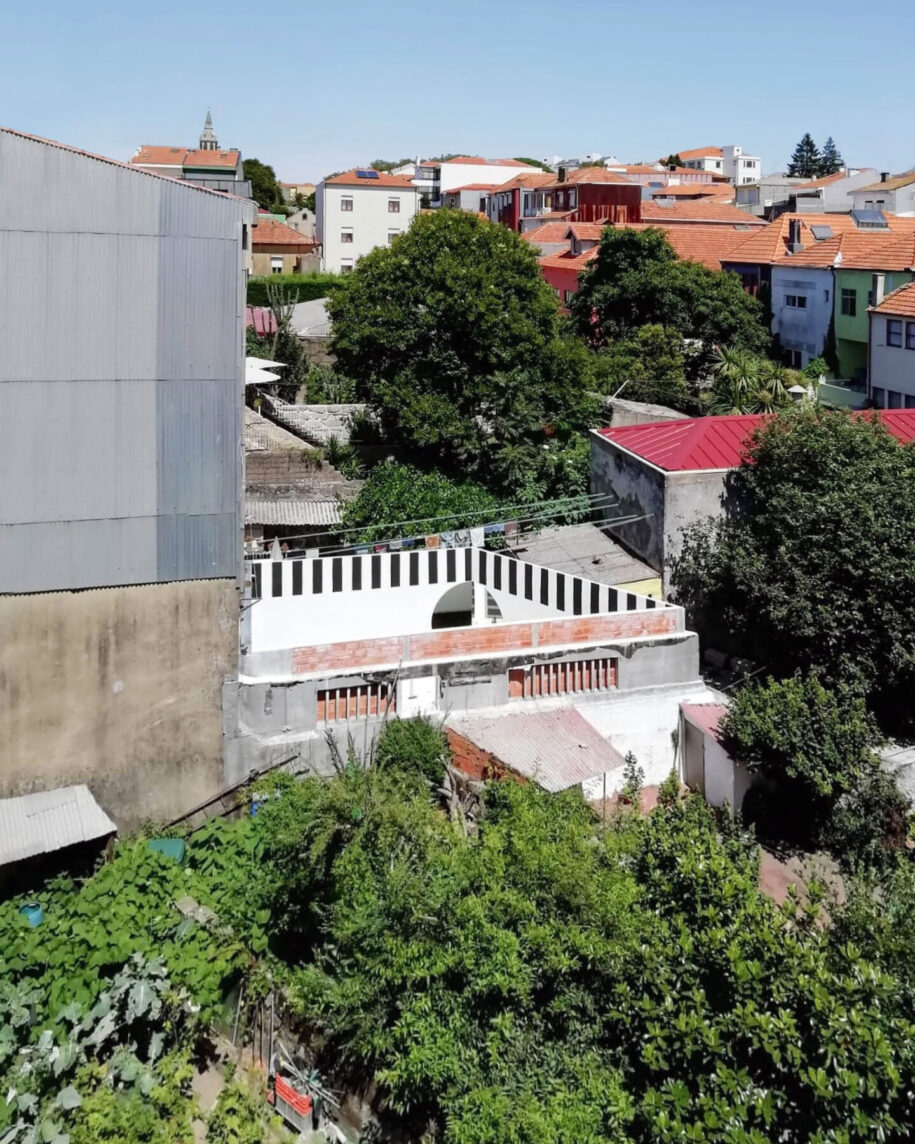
[387, 229, 400, 244]
[242, 224, 248, 251]
[340, 228, 353, 244]
[508, 658, 617, 699]
[785, 294, 807, 309]
[841, 288, 857, 316]
[340, 196, 353, 212]
[341, 260, 354, 274]
[872, 386, 885, 407]
[907, 322, 915, 350]
[317, 683, 394, 723]
[785, 349, 802, 368]
[270, 256, 283, 274]
[715, 160, 722, 169]
[887, 390, 903, 408]
[563, 289, 575, 304]
[887, 319, 903, 347]
[388, 198, 401, 213]
[906, 395, 915, 409]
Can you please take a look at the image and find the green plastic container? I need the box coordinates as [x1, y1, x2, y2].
[148, 838, 186, 866]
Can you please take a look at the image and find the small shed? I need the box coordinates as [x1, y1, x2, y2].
[0, 785, 117, 894]
[679, 702, 753, 813]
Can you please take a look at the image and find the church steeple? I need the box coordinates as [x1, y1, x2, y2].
[199, 111, 219, 151]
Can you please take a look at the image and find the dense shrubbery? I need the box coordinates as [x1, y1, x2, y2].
[247, 272, 341, 307]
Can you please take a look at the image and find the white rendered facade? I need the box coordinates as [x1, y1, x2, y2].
[681, 146, 760, 185]
[869, 301, 915, 409]
[316, 174, 420, 273]
[770, 264, 834, 368]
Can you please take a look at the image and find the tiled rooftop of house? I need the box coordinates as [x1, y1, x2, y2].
[722, 212, 915, 266]
[543, 168, 634, 188]
[640, 200, 765, 226]
[872, 281, 915, 317]
[855, 170, 915, 193]
[522, 222, 578, 245]
[252, 218, 316, 247]
[130, 146, 240, 168]
[649, 182, 735, 199]
[675, 146, 724, 160]
[324, 169, 416, 187]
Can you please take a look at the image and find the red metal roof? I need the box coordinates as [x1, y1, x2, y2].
[246, 306, 277, 336]
[599, 410, 915, 472]
[681, 702, 727, 739]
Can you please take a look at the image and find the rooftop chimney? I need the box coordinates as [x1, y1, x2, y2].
[881, 171, 890, 183]
[787, 218, 803, 254]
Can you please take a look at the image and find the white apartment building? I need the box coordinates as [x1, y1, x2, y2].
[316, 169, 421, 273]
[868, 283, 915, 409]
[678, 145, 761, 185]
[393, 157, 540, 204]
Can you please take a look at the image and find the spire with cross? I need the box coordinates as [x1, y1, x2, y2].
[199, 111, 219, 151]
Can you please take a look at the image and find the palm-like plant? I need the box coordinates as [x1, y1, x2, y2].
[709, 347, 791, 415]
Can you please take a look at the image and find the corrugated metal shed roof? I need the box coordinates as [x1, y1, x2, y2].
[0, 785, 116, 867]
[599, 411, 915, 472]
[244, 496, 341, 526]
[681, 702, 727, 740]
[448, 708, 625, 792]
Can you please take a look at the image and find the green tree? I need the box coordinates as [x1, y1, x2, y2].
[671, 408, 915, 734]
[569, 228, 771, 367]
[721, 673, 881, 844]
[512, 157, 554, 172]
[328, 210, 599, 496]
[708, 346, 792, 413]
[787, 133, 821, 178]
[818, 136, 845, 176]
[659, 153, 683, 168]
[243, 158, 284, 211]
[338, 463, 499, 542]
[264, 282, 307, 402]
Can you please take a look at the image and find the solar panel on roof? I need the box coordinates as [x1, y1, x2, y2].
[355, 169, 379, 179]
[852, 208, 888, 229]
[811, 225, 834, 240]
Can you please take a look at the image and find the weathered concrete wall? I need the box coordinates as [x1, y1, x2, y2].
[663, 471, 727, 570]
[590, 432, 666, 571]
[605, 396, 689, 428]
[0, 579, 238, 829]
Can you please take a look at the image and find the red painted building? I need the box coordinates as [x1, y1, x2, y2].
[545, 169, 643, 224]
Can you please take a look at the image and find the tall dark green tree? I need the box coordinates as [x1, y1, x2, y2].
[659, 153, 683, 168]
[787, 133, 821, 178]
[818, 136, 845, 176]
[328, 210, 598, 497]
[672, 407, 915, 734]
[569, 227, 771, 365]
[243, 158, 285, 211]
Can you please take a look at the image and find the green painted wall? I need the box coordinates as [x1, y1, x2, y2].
[834, 269, 914, 376]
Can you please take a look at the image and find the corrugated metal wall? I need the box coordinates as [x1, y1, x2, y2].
[0, 130, 251, 592]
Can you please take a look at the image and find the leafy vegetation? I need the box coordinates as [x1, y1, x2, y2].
[708, 346, 794, 414]
[327, 210, 599, 498]
[247, 272, 341, 308]
[242, 158, 286, 213]
[672, 407, 915, 734]
[570, 228, 772, 369]
[787, 133, 845, 178]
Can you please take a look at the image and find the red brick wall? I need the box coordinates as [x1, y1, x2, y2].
[291, 609, 678, 675]
[445, 729, 524, 785]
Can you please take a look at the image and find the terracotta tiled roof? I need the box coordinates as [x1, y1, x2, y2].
[252, 218, 315, 248]
[615, 164, 710, 177]
[522, 222, 578, 245]
[537, 250, 596, 271]
[324, 169, 417, 188]
[872, 282, 915, 317]
[641, 200, 764, 226]
[856, 170, 915, 193]
[444, 182, 501, 193]
[793, 171, 854, 189]
[495, 171, 556, 192]
[722, 213, 873, 265]
[727, 213, 915, 271]
[543, 168, 633, 189]
[676, 146, 724, 160]
[623, 222, 759, 271]
[649, 182, 735, 200]
[568, 222, 606, 240]
[131, 146, 240, 168]
[435, 156, 538, 168]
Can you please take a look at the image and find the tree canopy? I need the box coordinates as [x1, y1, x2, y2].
[512, 157, 554, 172]
[243, 157, 285, 212]
[819, 136, 845, 176]
[787, 134, 822, 178]
[672, 408, 915, 733]
[327, 210, 598, 497]
[569, 228, 771, 366]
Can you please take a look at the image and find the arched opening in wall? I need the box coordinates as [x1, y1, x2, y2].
[431, 582, 472, 630]
[484, 591, 503, 622]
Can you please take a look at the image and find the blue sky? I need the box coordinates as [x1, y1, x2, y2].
[2, 0, 912, 182]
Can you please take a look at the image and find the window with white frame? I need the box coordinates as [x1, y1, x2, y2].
[887, 319, 903, 347]
[340, 228, 353, 244]
[388, 198, 401, 213]
[270, 256, 283, 274]
[340, 196, 353, 212]
[387, 229, 400, 244]
[340, 260, 354, 274]
[785, 294, 807, 309]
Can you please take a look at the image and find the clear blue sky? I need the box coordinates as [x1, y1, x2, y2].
[3, 0, 912, 183]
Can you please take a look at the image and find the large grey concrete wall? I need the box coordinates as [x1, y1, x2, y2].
[590, 432, 666, 571]
[0, 129, 250, 592]
[663, 471, 727, 571]
[0, 578, 238, 829]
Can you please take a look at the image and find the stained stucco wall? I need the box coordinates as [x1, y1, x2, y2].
[0, 579, 238, 829]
